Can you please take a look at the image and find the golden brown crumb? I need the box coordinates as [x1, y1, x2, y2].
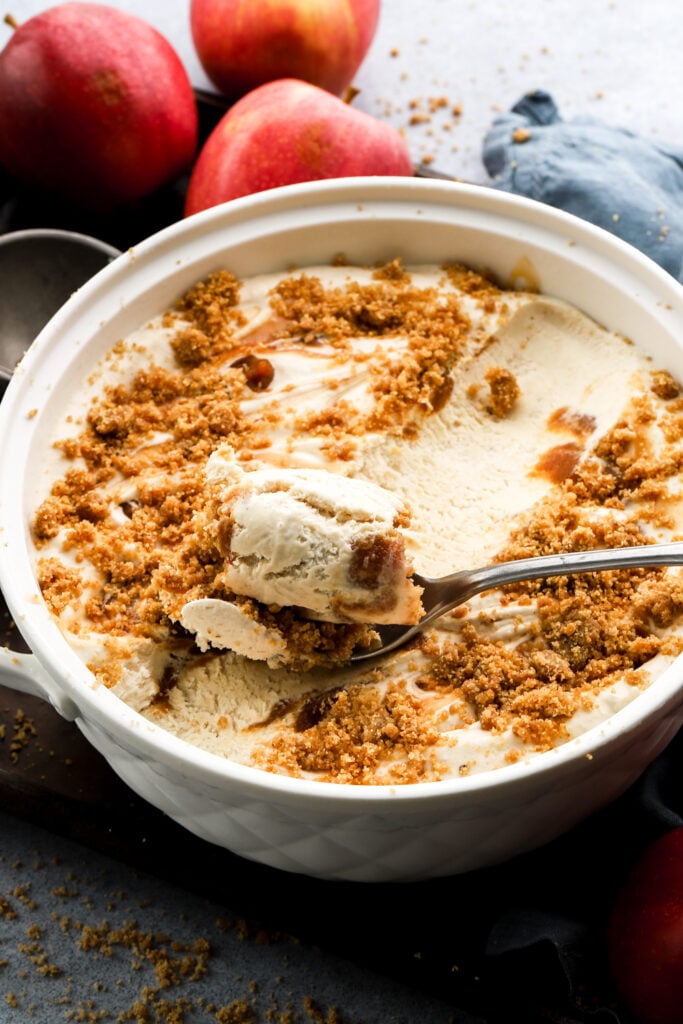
[214, 999, 258, 1023]
[650, 368, 680, 400]
[8, 709, 37, 764]
[0, 897, 17, 921]
[254, 679, 444, 785]
[484, 365, 520, 417]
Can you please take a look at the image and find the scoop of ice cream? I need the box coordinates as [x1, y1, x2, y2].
[180, 449, 424, 655]
[180, 597, 288, 660]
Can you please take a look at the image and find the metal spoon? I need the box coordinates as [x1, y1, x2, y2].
[0, 228, 120, 383]
[351, 541, 683, 661]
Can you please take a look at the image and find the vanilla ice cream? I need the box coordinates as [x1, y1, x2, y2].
[178, 448, 423, 661]
[30, 259, 683, 784]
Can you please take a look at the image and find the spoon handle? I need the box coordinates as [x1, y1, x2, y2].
[421, 541, 683, 625]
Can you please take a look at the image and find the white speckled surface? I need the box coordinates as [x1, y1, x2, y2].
[5, 0, 682, 184]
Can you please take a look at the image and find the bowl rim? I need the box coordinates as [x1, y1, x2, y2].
[2, 175, 683, 807]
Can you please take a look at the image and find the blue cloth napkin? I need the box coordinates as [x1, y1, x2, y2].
[479, 91, 683, 1024]
[482, 90, 683, 283]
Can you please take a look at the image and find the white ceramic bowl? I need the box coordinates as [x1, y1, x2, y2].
[2, 178, 683, 883]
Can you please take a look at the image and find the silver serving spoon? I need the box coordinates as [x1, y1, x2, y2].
[0, 228, 119, 383]
[351, 541, 683, 660]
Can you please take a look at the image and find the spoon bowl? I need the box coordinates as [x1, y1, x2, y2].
[352, 541, 683, 660]
[0, 228, 119, 381]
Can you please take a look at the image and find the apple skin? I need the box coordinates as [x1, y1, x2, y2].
[184, 78, 413, 215]
[190, 0, 380, 99]
[608, 827, 683, 1024]
[0, 2, 198, 211]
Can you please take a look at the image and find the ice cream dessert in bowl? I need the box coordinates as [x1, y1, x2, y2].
[2, 179, 683, 880]
[29, 252, 683, 783]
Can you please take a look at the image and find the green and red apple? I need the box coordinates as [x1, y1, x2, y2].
[184, 77, 413, 215]
[0, 2, 198, 211]
[609, 827, 683, 1024]
[190, 0, 381, 99]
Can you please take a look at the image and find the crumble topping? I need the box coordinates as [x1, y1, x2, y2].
[248, 402, 683, 783]
[30, 260, 683, 784]
[252, 680, 445, 785]
[484, 365, 520, 418]
[33, 261, 504, 655]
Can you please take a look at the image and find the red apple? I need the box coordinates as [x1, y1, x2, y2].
[0, 2, 198, 211]
[184, 78, 413, 215]
[190, 0, 380, 99]
[608, 827, 683, 1024]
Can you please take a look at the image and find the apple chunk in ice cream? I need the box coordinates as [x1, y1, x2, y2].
[30, 259, 683, 785]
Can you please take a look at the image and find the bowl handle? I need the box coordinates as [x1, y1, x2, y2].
[0, 647, 78, 721]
